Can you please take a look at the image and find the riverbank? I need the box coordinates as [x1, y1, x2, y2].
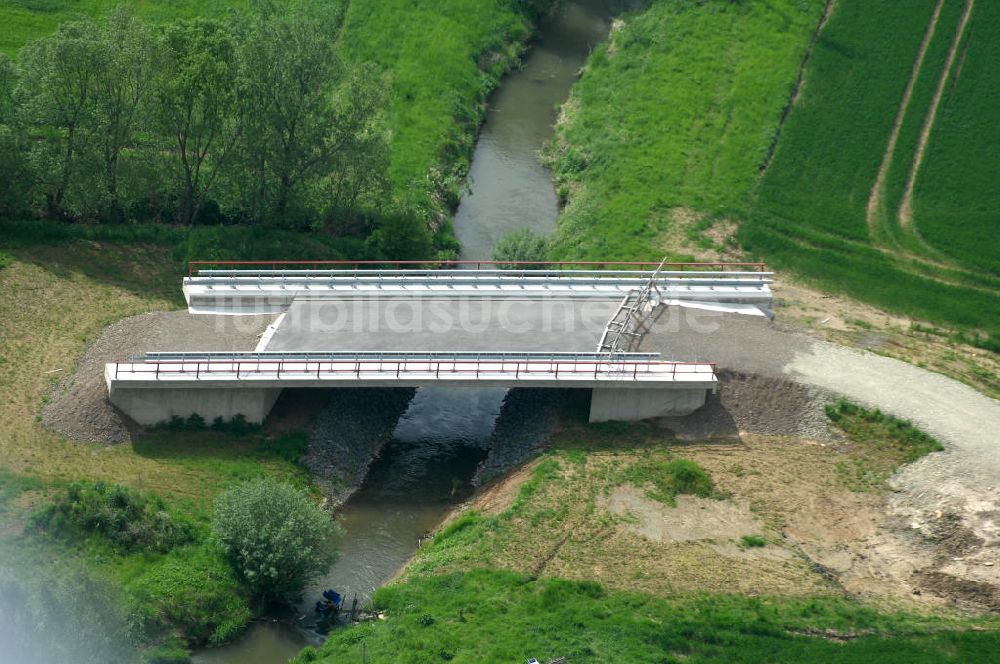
[297, 392, 1000, 662]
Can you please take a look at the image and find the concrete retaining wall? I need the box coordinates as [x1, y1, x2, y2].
[588, 387, 708, 423]
[109, 387, 283, 425]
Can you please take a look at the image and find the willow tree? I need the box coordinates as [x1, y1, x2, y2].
[89, 8, 155, 221]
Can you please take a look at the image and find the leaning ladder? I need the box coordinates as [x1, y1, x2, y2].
[596, 256, 669, 359]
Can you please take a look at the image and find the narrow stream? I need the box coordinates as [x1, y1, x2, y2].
[454, 0, 616, 259]
[194, 2, 617, 661]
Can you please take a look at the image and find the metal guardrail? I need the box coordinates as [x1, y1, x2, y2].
[134, 351, 662, 363]
[110, 357, 717, 383]
[188, 260, 768, 276]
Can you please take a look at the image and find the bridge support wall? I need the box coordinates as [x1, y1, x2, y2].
[588, 387, 708, 423]
[109, 387, 283, 425]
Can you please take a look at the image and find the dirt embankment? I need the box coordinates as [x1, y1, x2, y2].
[42, 311, 274, 443]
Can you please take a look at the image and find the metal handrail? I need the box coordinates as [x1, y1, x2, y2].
[112, 357, 717, 382]
[188, 259, 768, 276]
[134, 350, 662, 362]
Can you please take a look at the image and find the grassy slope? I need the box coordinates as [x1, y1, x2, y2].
[0, 244, 317, 655]
[302, 405, 998, 663]
[546, 0, 825, 260]
[913, 1, 1000, 273]
[744, 0, 1000, 334]
[339, 0, 531, 214]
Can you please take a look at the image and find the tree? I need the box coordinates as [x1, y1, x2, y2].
[0, 53, 32, 217]
[212, 478, 338, 603]
[492, 228, 550, 267]
[15, 18, 103, 218]
[233, 2, 388, 227]
[154, 19, 239, 225]
[89, 8, 155, 221]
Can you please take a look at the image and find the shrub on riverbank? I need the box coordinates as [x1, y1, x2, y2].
[29, 481, 194, 553]
[213, 477, 340, 603]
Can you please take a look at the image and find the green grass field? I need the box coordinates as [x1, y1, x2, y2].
[546, 0, 826, 260]
[303, 570, 1000, 663]
[912, 1, 1000, 273]
[744, 0, 1000, 335]
[339, 0, 533, 213]
[0, 0, 243, 54]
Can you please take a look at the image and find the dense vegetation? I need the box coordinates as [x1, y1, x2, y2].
[744, 0, 1000, 337]
[30, 480, 195, 553]
[0, 5, 392, 233]
[546, 0, 825, 259]
[1, 420, 319, 660]
[0, 0, 556, 261]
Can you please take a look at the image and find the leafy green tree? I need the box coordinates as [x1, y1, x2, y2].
[492, 228, 549, 266]
[0, 53, 32, 217]
[233, 1, 388, 227]
[212, 478, 338, 603]
[15, 18, 103, 218]
[154, 18, 239, 225]
[89, 8, 155, 221]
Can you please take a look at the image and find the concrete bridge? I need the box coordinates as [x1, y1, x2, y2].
[106, 261, 773, 425]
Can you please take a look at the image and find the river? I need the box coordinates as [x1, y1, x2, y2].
[193, 2, 617, 661]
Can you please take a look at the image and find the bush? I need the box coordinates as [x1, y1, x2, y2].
[212, 478, 339, 603]
[491, 228, 549, 266]
[624, 458, 716, 506]
[740, 535, 767, 548]
[29, 481, 194, 553]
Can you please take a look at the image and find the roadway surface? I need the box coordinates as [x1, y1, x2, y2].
[264, 297, 621, 353]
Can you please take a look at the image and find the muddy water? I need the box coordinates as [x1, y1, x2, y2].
[454, 0, 616, 259]
[193, 388, 503, 663]
[195, 3, 619, 661]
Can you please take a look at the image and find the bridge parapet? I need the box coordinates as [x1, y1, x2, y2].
[105, 352, 716, 425]
[183, 264, 773, 314]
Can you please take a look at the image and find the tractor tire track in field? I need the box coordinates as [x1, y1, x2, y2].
[865, 0, 944, 235]
[758, 0, 837, 175]
[898, 0, 975, 229]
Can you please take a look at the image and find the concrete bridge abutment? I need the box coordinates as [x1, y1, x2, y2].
[109, 386, 283, 426]
[588, 386, 708, 423]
